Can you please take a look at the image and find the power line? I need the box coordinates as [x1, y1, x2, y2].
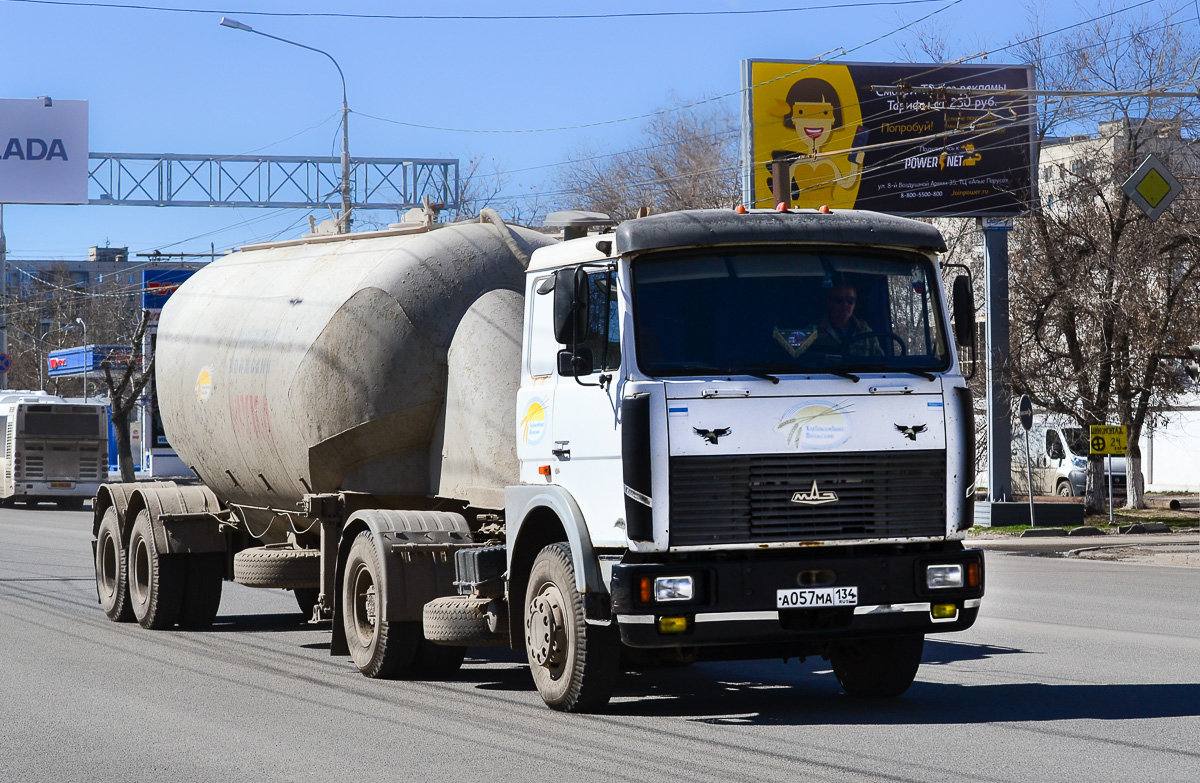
[1, 0, 953, 21]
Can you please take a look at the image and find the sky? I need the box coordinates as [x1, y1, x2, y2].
[0, 0, 1172, 260]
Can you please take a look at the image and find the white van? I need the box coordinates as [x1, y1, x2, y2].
[1013, 417, 1127, 497]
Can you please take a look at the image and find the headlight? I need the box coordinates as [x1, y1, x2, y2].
[926, 564, 964, 589]
[653, 576, 695, 602]
[1072, 456, 1087, 469]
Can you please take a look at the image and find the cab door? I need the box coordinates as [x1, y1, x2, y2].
[549, 268, 625, 549]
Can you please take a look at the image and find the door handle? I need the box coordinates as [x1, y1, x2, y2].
[552, 441, 571, 461]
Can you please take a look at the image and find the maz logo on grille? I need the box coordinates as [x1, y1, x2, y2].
[790, 480, 839, 505]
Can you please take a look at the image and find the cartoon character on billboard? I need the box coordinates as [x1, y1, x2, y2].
[764, 76, 867, 208]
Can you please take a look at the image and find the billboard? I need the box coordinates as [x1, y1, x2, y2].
[741, 61, 1034, 216]
[0, 98, 89, 204]
[47, 345, 133, 377]
[142, 268, 196, 310]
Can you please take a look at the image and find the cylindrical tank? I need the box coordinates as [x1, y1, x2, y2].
[155, 219, 555, 540]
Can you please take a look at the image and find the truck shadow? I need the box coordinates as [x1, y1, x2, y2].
[456, 642, 1200, 724]
[204, 612, 315, 633]
[610, 677, 1200, 726]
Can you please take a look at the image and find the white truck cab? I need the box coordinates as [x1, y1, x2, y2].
[510, 207, 983, 706]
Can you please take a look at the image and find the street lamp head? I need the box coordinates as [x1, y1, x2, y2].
[220, 16, 254, 32]
[75, 317, 84, 326]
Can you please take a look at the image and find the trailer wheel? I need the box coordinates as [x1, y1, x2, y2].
[95, 506, 134, 623]
[342, 531, 420, 678]
[178, 553, 224, 629]
[524, 543, 620, 712]
[830, 634, 924, 698]
[128, 509, 185, 630]
[233, 546, 320, 589]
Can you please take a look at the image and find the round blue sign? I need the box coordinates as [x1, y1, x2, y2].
[0, 354, 10, 372]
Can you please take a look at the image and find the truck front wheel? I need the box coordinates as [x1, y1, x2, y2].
[95, 506, 134, 623]
[524, 543, 620, 712]
[830, 634, 924, 698]
[342, 531, 419, 678]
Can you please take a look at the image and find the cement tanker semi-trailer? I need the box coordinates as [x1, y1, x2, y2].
[93, 211, 551, 649]
[93, 207, 985, 713]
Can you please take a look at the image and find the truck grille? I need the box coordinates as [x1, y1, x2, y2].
[668, 450, 946, 546]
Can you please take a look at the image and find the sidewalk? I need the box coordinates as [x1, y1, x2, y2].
[969, 530, 1199, 565]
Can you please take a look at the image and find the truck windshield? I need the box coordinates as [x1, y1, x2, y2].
[631, 247, 950, 377]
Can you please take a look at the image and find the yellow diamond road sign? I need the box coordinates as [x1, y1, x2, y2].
[1123, 154, 1182, 221]
[1089, 425, 1127, 456]
[1135, 168, 1171, 207]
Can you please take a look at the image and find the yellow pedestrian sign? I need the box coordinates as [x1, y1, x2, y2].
[1089, 425, 1127, 455]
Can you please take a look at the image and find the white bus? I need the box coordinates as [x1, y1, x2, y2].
[0, 392, 107, 509]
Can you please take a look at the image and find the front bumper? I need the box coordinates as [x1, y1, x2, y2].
[611, 543, 983, 649]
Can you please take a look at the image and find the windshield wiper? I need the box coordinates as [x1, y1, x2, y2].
[854, 364, 938, 381]
[729, 365, 780, 384]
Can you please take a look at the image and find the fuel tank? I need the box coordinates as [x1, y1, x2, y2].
[155, 219, 554, 537]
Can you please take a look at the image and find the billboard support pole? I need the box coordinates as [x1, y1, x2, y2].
[771, 161, 791, 208]
[983, 220, 1013, 502]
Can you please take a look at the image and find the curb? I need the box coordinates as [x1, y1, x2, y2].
[1020, 528, 1066, 538]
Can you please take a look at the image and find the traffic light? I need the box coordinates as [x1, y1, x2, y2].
[1186, 344, 1200, 382]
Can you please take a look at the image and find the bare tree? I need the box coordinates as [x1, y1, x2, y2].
[102, 310, 156, 483]
[1009, 11, 1200, 511]
[553, 97, 741, 220]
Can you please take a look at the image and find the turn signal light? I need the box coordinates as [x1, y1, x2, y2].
[538, 465, 551, 477]
[932, 603, 958, 620]
[639, 577, 653, 604]
[658, 616, 688, 634]
[966, 562, 980, 588]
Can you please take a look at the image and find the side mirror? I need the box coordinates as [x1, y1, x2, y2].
[557, 348, 594, 377]
[1048, 442, 1064, 460]
[553, 267, 591, 345]
[952, 275, 975, 348]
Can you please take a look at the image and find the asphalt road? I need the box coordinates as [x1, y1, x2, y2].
[2, 505, 1198, 783]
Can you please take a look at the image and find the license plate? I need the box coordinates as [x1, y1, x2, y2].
[777, 586, 858, 609]
[50, 482, 72, 488]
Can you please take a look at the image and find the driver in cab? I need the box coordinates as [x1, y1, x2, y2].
[810, 283, 883, 356]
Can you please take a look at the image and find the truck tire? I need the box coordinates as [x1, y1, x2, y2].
[342, 531, 420, 678]
[830, 634, 924, 698]
[524, 543, 620, 712]
[178, 553, 224, 629]
[233, 546, 319, 589]
[1057, 480, 1075, 497]
[95, 506, 134, 623]
[423, 595, 506, 646]
[128, 509, 185, 630]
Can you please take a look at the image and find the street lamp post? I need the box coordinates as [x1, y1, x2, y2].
[220, 17, 352, 232]
[75, 317, 87, 401]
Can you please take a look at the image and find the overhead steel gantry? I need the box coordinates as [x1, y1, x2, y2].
[87, 152, 460, 210]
